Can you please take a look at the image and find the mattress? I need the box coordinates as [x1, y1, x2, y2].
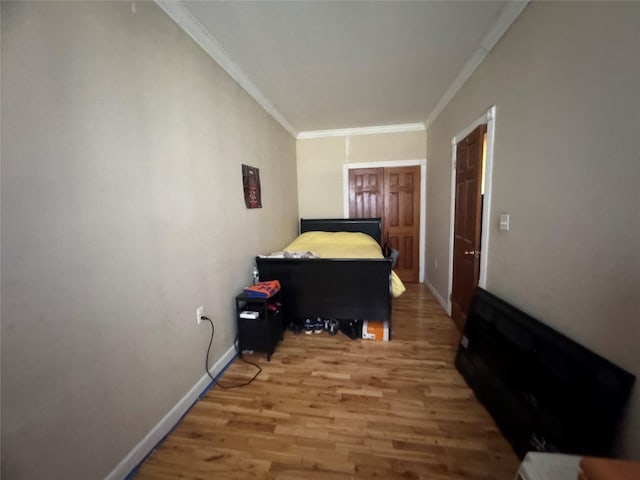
[283, 231, 406, 297]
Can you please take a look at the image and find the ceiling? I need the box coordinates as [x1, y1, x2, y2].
[160, 1, 526, 136]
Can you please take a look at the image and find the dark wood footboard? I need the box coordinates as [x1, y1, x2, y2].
[256, 257, 393, 334]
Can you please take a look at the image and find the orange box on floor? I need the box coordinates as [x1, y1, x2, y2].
[362, 320, 389, 341]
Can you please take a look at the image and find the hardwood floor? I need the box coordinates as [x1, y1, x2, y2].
[135, 284, 519, 479]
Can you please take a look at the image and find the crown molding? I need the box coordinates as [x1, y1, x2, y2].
[155, 0, 298, 138]
[297, 123, 425, 140]
[424, 0, 529, 129]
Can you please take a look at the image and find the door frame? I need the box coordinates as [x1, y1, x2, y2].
[343, 159, 426, 282]
[447, 106, 496, 315]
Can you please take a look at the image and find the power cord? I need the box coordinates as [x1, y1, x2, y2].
[201, 316, 262, 389]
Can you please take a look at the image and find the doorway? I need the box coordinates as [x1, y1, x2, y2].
[448, 106, 496, 330]
[451, 125, 485, 331]
[344, 160, 426, 283]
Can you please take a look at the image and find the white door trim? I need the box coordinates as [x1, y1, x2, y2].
[447, 106, 496, 315]
[343, 159, 427, 283]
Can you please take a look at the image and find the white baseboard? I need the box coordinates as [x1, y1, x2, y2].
[105, 344, 237, 480]
[424, 278, 451, 316]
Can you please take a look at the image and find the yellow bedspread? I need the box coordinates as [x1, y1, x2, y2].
[284, 231, 406, 297]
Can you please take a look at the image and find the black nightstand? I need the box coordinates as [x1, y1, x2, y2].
[235, 290, 283, 361]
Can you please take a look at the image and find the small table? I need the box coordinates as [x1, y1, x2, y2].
[235, 290, 283, 361]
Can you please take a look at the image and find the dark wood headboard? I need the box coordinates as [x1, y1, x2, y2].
[300, 218, 383, 245]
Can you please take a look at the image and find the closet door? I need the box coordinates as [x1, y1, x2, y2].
[348, 168, 384, 219]
[384, 166, 420, 283]
[349, 166, 421, 283]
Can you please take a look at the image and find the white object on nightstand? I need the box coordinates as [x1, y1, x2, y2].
[515, 452, 582, 480]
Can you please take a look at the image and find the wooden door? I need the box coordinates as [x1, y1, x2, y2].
[348, 168, 384, 218]
[384, 166, 420, 283]
[451, 125, 486, 332]
[349, 166, 421, 283]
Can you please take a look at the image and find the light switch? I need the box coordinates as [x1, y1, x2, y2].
[499, 214, 510, 231]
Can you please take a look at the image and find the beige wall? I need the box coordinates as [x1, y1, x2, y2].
[426, 2, 640, 459]
[296, 130, 426, 218]
[1, 2, 297, 478]
[296, 136, 345, 218]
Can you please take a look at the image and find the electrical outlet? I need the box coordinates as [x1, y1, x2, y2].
[196, 306, 204, 325]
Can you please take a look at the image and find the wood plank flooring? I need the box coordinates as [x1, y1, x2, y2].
[135, 284, 519, 479]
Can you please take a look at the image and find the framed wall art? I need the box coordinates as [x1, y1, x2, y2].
[242, 164, 262, 209]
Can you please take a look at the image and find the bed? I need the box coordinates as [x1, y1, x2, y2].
[255, 218, 404, 338]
